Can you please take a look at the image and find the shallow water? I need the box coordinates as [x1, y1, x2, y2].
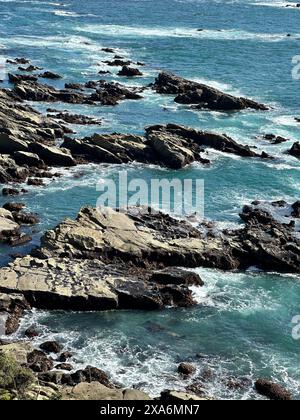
[0, 0, 300, 399]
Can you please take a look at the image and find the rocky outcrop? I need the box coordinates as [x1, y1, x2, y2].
[160, 390, 212, 401]
[38, 71, 62, 80]
[178, 363, 196, 376]
[153, 72, 268, 112]
[48, 113, 102, 126]
[0, 293, 30, 335]
[62, 124, 270, 169]
[28, 143, 76, 167]
[89, 81, 143, 105]
[255, 379, 292, 401]
[118, 66, 143, 77]
[288, 142, 300, 158]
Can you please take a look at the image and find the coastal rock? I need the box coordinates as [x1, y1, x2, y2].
[178, 363, 196, 376]
[58, 352, 73, 362]
[49, 112, 102, 126]
[27, 349, 54, 372]
[61, 382, 151, 401]
[160, 390, 212, 401]
[28, 143, 76, 167]
[13, 151, 45, 168]
[38, 71, 62, 80]
[8, 73, 38, 83]
[55, 363, 73, 371]
[0, 341, 34, 365]
[118, 66, 143, 77]
[288, 142, 300, 158]
[40, 341, 63, 354]
[255, 379, 292, 401]
[153, 72, 268, 112]
[89, 81, 143, 105]
[61, 366, 111, 387]
[24, 325, 39, 339]
[0, 293, 29, 335]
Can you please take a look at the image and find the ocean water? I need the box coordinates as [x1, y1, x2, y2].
[0, 0, 300, 399]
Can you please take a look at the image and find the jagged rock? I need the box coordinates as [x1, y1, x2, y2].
[104, 59, 131, 67]
[28, 143, 76, 167]
[40, 341, 63, 354]
[58, 352, 73, 362]
[49, 112, 102, 126]
[101, 48, 116, 53]
[61, 366, 111, 387]
[24, 325, 39, 339]
[0, 293, 29, 335]
[3, 203, 25, 213]
[153, 72, 268, 111]
[255, 379, 292, 401]
[2, 188, 20, 196]
[263, 134, 288, 145]
[178, 363, 196, 376]
[89, 81, 143, 105]
[27, 178, 44, 186]
[55, 363, 73, 371]
[13, 151, 45, 168]
[18, 65, 42, 72]
[27, 349, 54, 372]
[150, 268, 204, 286]
[288, 142, 300, 158]
[39, 71, 62, 80]
[292, 201, 300, 217]
[8, 73, 38, 83]
[118, 66, 143, 77]
[64, 83, 84, 91]
[12, 212, 39, 225]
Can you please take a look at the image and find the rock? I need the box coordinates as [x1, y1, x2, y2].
[291, 201, 300, 217]
[7, 233, 32, 247]
[39, 71, 62, 80]
[64, 83, 84, 91]
[288, 142, 300, 158]
[0, 293, 29, 335]
[18, 65, 42, 72]
[153, 72, 268, 112]
[27, 178, 44, 187]
[3, 202, 25, 213]
[27, 349, 54, 372]
[8, 73, 38, 83]
[2, 188, 20, 196]
[58, 351, 73, 362]
[160, 390, 211, 401]
[55, 363, 73, 371]
[49, 112, 102, 126]
[24, 325, 39, 339]
[101, 48, 115, 53]
[178, 363, 196, 376]
[150, 268, 204, 286]
[12, 212, 39, 225]
[29, 142, 76, 167]
[118, 66, 143, 77]
[0, 341, 34, 365]
[122, 389, 151, 400]
[105, 59, 131, 67]
[89, 81, 143, 105]
[0, 208, 14, 220]
[61, 366, 111, 387]
[263, 134, 288, 145]
[255, 379, 292, 401]
[40, 341, 63, 354]
[13, 151, 45, 168]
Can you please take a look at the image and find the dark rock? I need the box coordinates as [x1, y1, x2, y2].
[263, 134, 288, 145]
[61, 366, 111, 387]
[13, 212, 39, 225]
[13, 151, 45, 168]
[55, 363, 73, 371]
[24, 325, 40, 339]
[3, 202, 25, 212]
[288, 142, 300, 158]
[2, 188, 20, 196]
[7, 233, 32, 247]
[178, 363, 196, 376]
[58, 351, 73, 362]
[18, 65, 42, 72]
[153, 72, 268, 112]
[150, 268, 204, 286]
[0, 293, 29, 335]
[38, 371, 63, 384]
[104, 59, 131, 67]
[8, 73, 38, 83]
[49, 112, 102, 126]
[64, 83, 84, 91]
[27, 349, 54, 372]
[27, 178, 44, 187]
[40, 341, 63, 354]
[39, 71, 62, 80]
[291, 201, 300, 218]
[118, 66, 143, 77]
[101, 48, 115, 53]
[29, 142, 76, 167]
[255, 379, 292, 401]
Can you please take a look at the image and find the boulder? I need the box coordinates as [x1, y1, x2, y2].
[178, 363, 196, 376]
[160, 390, 211, 401]
[27, 349, 54, 372]
[40, 341, 63, 354]
[288, 142, 300, 158]
[13, 151, 45, 168]
[0, 341, 34, 365]
[29, 142, 76, 167]
[39, 71, 62, 80]
[255, 379, 292, 401]
[118, 66, 143, 77]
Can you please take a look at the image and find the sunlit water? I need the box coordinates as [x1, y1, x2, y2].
[0, 0, 300, 399]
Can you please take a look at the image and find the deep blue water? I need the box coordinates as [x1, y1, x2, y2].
[0, 0, 300, 399]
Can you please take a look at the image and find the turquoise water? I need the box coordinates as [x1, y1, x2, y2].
[0, 0, 300, 399]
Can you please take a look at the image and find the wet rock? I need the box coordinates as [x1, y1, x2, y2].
[38, 371, 63, 384]
[178, 363, 196, 376]
[38, 71, 62, 80]
[101, 48, 115, 53]
[2, 188, 20, 196]
[118, 66, 143, 77]
[8, 73, 38, 83]
[27, 178, 44, 187]
[61, 366, 111, 387]
[58, 351, 73, 362]
[18, 65, 42, 72]
[104, 59, 131, 67]
[3, 203, 25, 213]
[291, 201, 300, 217]
[55, 363, 73, 371]
[7, 233, 32, 247]
[13, 212, 39, 225]
[24, 325, 40, 339]
[150, 268, 204, 286]
[64, 83, 84, 91]
[40, 341, 63, 354]
[288, 142, 300, 158]
[27, 349, 54, 372]
[263, 134, 288, 145]
[153, 72, 268, 112]
[255, 379, 292, 401]
[49, 112, 102, 126]
[89, 81, 143, 105]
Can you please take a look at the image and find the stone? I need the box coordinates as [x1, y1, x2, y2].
[29, 142, 76, 167]
[27, 349, 54, 372]
[288, 142, 300, 158]
[40, 341, 63, 354]
[0, 341, 34, 365]
[55, 363, 73, 371]
[58, 351, 73, 362]
[153, 72, 268, 112]
[255, 379, 292, 401]
[118, 66, 143, 77]
[160, 390, 212, 401]
[24, 325, 39, 339]
[178, 363, 196, 376]
[13, 151, 45, 168]
[39, 71, 62, 80]
[0, 293, 29, 335]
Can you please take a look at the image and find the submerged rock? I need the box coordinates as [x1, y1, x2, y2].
[153, 72, 268, 112]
